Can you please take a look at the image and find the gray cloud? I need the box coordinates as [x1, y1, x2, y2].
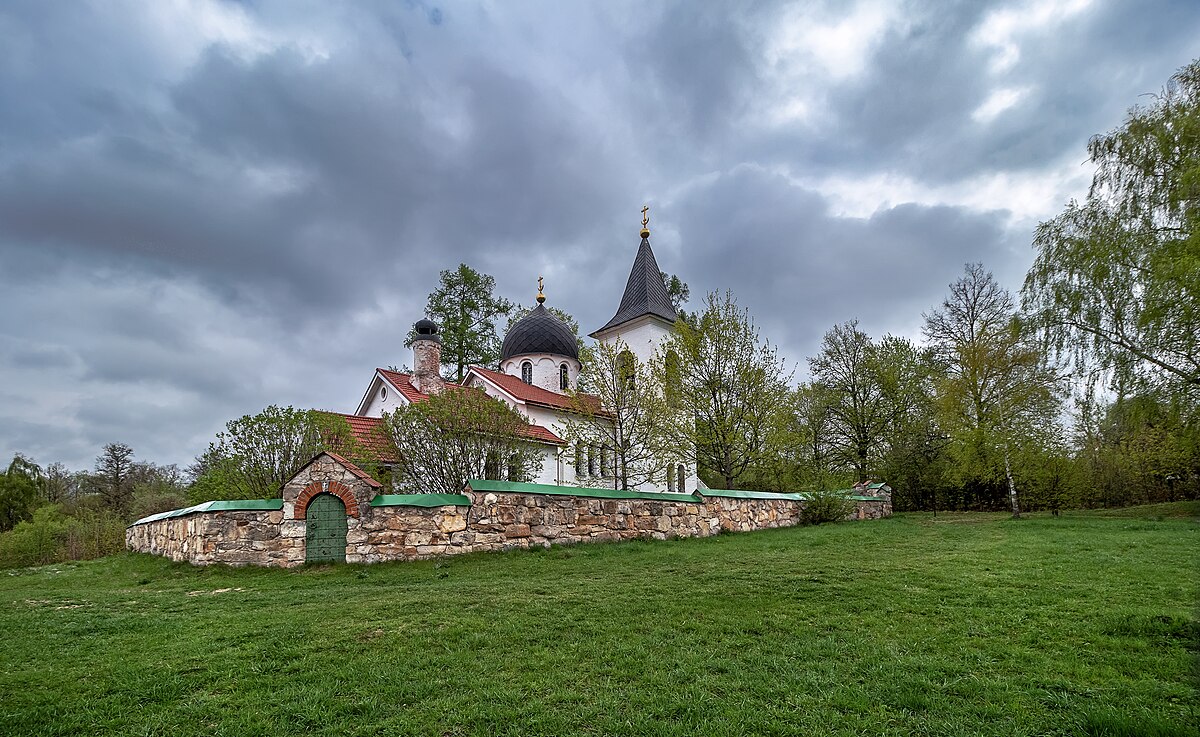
[1, 0, 1197, 470]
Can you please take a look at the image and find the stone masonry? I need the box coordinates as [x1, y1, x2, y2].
[127, 453, 892, 567]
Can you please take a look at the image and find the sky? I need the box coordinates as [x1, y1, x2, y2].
[1, 0, 1198, 472]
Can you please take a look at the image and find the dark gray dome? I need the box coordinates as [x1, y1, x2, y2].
[413, 318, 441, 343]
[501, 304, 579, 361]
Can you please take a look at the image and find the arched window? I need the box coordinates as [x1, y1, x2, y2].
[575, 443, 586, 477]
[588, 445, 597, 477]
[559, 363, 569, 391]
[677, 465, 687, 494]
[521, 361, 533, 385]
[618, 350, 635, 390]
[666, 464, 676, 493]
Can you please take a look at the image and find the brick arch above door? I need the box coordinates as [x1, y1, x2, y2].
[295, 480, 360, 519]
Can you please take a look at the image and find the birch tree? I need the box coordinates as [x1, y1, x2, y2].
[661, 291, 791, 490]
[925, 264, 1063, 517]
[562, 340, 677, 491]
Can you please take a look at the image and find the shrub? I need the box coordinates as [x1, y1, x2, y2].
[800, 489, 855, 525]
[0, 505, 126, 569]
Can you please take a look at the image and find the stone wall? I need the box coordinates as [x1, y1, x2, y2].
[127, 453, 892, 567]
[125, 508, 289, 566]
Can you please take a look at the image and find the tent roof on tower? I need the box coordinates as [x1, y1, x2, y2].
[591, 235, 677, 337]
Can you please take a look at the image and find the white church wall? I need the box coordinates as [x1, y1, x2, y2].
[500, 354, 580, 393]
[596, 315, 673, 365]
[360, 377, 409, 417]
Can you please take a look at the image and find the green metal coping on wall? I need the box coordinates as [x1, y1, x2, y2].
[128, 499, 284, 528]
[128, 484, 887, 529]
[699, 488, 806, 501]
[465, 479, 705, 503]
[701, 488, 887, 503]
[369, 493, 471, 508]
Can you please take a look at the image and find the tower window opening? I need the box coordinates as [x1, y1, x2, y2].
[521, 361, 533, 385]
[560, 363, 569, 391]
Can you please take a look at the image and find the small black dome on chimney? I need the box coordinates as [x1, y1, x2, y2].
[414, 318, 441, 342]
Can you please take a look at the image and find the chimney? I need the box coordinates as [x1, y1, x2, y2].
[411, 318, 445, 395]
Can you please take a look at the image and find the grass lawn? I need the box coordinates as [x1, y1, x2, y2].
[2, 505, 1197, 737]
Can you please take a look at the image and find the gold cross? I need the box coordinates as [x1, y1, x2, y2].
[641, 205, 650, 228]
[538, 275, 544, 293]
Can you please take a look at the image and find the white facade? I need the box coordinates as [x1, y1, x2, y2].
[499, 353, 581, 393]
[591, 314, 674, 365]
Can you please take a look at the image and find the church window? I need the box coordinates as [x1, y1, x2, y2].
[521, 361, 533, 385]
[619, 350, 635, 390]
[667, 464, 676, 493]
[381, 387, 388, 401]
[588, 445, 597, 477]
[575, 443, 586, 477]
[559, 363, 569, 391]
[599, 446, 608, 477]
[677, 465, 687, 493]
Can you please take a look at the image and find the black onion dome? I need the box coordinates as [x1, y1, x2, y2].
[500, 304, 579, 361]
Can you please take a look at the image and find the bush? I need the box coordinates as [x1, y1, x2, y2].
[0, 505, 126, 569]
[801, 489, 855, 525]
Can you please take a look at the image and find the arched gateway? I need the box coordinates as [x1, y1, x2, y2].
[304, 493, 347, 563]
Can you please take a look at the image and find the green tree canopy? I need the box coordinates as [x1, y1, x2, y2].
[381, 388, 544, 495]
[1024, 58, 1200, 400]
[0, 455, 43, 532]
[662, 290, 791, 490]
[190, 406, 365, 502]
[927, 264, 1064, 517]
[414, 264, 514, 382]
[563, 340, 679, 491]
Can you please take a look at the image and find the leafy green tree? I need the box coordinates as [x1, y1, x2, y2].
[662, 290, 791, 489]
[414, 264, 514, 382]
[191, 407, 365, 501]
[94, 443, 134, 516]
[926, 264, 1064, 517]
[0, 455, 42, 532]
[808, 321, 890, 483]
[381, 388, 544, 495]
[563, 340, 679, 491]
[1024, 59, 1200, 399]
[660, 271, 691, 315]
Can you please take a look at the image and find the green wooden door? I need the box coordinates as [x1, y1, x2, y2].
[305, 493, 347, 563]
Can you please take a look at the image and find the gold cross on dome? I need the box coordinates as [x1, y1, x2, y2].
[641, 205, 649, 228]
[536, 275, 545, 303]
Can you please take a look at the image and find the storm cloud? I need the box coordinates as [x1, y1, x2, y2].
[1, 0, 1197, 469]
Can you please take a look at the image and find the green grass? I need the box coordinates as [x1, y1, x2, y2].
[2, 506, 1197, 736]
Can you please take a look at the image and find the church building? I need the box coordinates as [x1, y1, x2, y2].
[345, 213, 699, 494]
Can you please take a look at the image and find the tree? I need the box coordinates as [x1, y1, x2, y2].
[662, 291, 791, 489]
[808, 321, 889, 483]
[191, 407, 366, 501]
[94, 443, 135, 515]
[926, 264, 1063, 517]
[660, 271, 691, 314]
[0, 455, 42, 532]
[381, 388, 544, 495]
[414, 264, 514, 382]
[562, 340, 678, 491]
[1024, 59, 1200, 400]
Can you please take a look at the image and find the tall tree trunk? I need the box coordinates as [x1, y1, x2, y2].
[1004, 444, 1020, 519]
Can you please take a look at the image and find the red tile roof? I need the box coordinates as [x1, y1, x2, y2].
[323, 451, 383, 488]
[322, 412, 397, 462]
[467, 365, 603, 414]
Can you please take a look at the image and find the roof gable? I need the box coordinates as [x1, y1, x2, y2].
[466, 365, 602, 414]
